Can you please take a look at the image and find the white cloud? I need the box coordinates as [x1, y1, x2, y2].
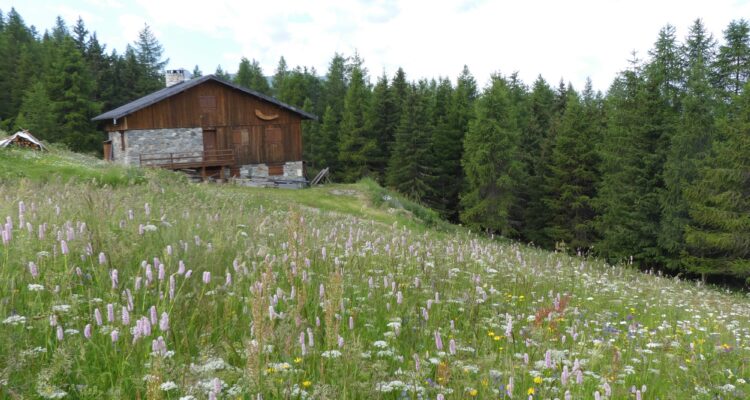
[114, 0, 750, 90]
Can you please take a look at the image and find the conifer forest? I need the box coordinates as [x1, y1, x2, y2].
[2, 8, 750, 284]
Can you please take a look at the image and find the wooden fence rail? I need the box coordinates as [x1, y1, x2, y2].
[139, 149, 235, 179]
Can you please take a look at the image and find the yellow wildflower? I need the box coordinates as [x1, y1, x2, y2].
[527, 387, 535, 395]
[302, 380, 312, 388]
[533, 376, 543, 385]
[469, 389, 478, 396]
[294, 357, 303, 364]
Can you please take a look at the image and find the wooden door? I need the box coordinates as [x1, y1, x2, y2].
[264, 125, 283, 163]
[203, 129, 217, 160]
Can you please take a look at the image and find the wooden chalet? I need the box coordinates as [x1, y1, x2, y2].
[93, 72, 316, 180]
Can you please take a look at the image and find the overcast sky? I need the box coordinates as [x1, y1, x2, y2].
[6, 0, 750, 92]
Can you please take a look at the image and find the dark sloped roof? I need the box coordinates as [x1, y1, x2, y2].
[92, 75, 317, 121]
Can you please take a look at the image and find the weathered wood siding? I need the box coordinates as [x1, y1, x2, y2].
[104, 80, 303, 164]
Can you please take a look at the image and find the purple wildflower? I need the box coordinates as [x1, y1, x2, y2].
[94, 308, 103, 326]
[122, 306, 130, 325]
[434, 331, 443, 351]
[159, 312, 169, 331]
[84, 324, 92, 339]
[28, 262, 38, 279]
[56, 325, 64, 341]
[107, 303, 115, 322]
[111, 329, 119, 343]
[98, 252, 106, 265]
[202, 271, 211, 284]
[60, 240, 68, 255]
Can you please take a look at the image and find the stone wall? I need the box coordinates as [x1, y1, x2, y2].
[109, 128, 203, 166]
[240, 161, 304, 180]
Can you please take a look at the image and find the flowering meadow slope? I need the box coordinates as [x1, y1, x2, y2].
[1, 157, 749, 399]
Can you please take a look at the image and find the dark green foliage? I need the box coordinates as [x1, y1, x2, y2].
[595, 67, 668, 266]
[214, 65, 231, 80]
[45, 36, 101, 151]
[14, 81, 56, 140]
[715, 19, 750, 98]
[519, 76, 556, 245]
[460, 74, 524, 236]
[542, 83, 601, 251]
[683, 83, 750, 280]
[4, 8, 750, 282]
[660, 39, 718, 270]
[133, 24, 168, 95]
[192, 64, 203, 77]
[234, 57, 271, 94]
[366, 73, 398, 181]
[386, 81, 436, 201]
[338, 55, 375, 182]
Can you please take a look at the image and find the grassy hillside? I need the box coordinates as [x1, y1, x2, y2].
[1, 147, 749, 399]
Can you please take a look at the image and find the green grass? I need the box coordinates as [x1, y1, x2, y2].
[1, 148, 749, 399]
[0, 146, 159, 186]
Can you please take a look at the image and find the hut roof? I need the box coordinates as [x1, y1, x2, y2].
[92, 75, 317, 122]
[0, 130, 46, 151]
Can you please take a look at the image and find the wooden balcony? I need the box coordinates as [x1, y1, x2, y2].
[139, 149, 235, 180]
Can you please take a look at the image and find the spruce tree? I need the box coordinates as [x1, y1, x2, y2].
[660, 27, 718, 270]
[715, 19, 750, 98]
[72, 16, 88, 54]
[214, 65, 231, 80]
[46, 36, 101, 151]
[441, 66, 477, 221]
[235, 57, 271, 94]
[133, 24, 168, 95]
[683, 82, 750, 281]
[542, 84, 601, 251]
[192, 64, 202, 77]
[460, 74, 523, 236]
[14, 81, 56, 140]
[386, 81, 435, 201]
[272, 56, 289, 97]
[337, 56, 374, 182]
[520, 76, 556, 245]
[316, 106, 340, 171]
[430, 76, 460, 216]
[367, 72, 397, 181]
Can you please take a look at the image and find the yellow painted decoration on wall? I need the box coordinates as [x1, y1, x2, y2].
[255, 109, 279, 120]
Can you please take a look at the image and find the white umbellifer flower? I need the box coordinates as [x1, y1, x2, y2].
[373, 340, 388, 348]
[178, 396, 196, 400]
[321, 350, 342, 358]
[2, 315, 26, 325]
[143, 224, 157, 232]
[160, 381, 178, 391]
[28, 284, 45, 291]
[52, 305, 71, 313]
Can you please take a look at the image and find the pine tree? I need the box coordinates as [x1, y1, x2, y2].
[460, 74, 523, 236]
[235, 57, 271, 94]
[337, 55, 374, 182]
[386, 81, 435, 200]
[133, 24, 168, 95]
[683, 82, 750, 281]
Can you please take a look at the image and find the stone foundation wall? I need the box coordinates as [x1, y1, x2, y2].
[240, 161, 304, 180]
[109, 128, 203, 166]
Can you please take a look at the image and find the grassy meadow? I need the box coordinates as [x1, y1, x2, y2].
[1, 147, 749, 399]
